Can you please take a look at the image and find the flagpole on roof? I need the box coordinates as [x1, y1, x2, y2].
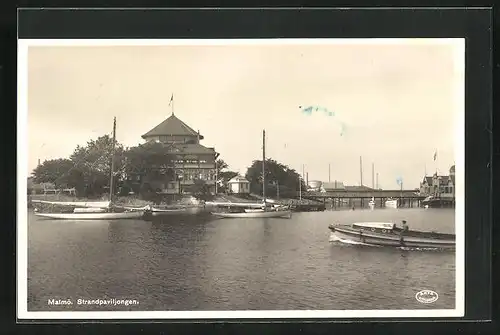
[433, 149, 438, 175]
[169, 93, 174, 116]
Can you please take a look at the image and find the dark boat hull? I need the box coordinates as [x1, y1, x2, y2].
[422, 198, 455, 208]
[329, 225, 455, 249]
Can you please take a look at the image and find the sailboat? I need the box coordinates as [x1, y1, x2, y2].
[34, 117, 146, 220]
[210, 130, 292, 219]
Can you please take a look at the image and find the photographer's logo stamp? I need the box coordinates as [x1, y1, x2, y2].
[415, 290, 439, 304]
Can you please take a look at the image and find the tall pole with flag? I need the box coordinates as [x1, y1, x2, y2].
[433, 149, 438, 175]
[169, 93, 174, 116]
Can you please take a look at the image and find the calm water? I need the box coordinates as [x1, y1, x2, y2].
[27, 208, 455, 311]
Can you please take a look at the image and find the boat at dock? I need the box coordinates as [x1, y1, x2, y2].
[328, 221, 455, 249]
[144, 205, 188, 217]
[384, 198, 398, 209]
[210, 129, 291, 219]
[211, 208, 292, 219]
[34, 210, 144, 220]
[421, 195, 455, 208]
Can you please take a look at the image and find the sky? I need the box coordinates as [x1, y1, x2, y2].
[25, 39, 463, 189]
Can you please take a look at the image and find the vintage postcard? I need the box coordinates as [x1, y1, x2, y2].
[17, 38, 464, 319]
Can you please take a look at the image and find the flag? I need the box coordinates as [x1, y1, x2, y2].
[433, 150, 437, 161]
[168, 94, 174, 106]
[396, 177, 403, 186]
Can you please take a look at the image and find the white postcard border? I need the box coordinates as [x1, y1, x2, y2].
[17, 38, 465, 319]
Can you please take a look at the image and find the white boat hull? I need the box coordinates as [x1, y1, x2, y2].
[385, 200, 398, 209]
[211, 210, 292, 219]
[330, 226, 455, 249]
[34, 211, 144, 220]
[150, 208, 187, 216]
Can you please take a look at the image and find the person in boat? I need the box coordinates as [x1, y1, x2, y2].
[402, 220, 409, 231]
[399, 220, 409, 246]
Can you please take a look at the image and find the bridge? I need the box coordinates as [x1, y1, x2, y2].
[298, 189, 425, 199]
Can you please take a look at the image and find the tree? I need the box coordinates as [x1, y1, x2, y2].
[31, 158, 75, 186]
[245, 159, 306, 198]
[123, 142, 176, 196]
[69, 135, 126, 197]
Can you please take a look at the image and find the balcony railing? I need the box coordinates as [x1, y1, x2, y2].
[174, 163, 215, 169]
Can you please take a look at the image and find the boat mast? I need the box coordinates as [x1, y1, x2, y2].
[262, 129, 266, 204]
[109, 117, 117, 203]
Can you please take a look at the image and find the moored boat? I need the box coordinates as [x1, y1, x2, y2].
[385, 198, 398, 209]
[212, 208, 292, 219]
[34, 210, 144, 220]
[147, 206, 188, 217]
[328, 221, 455, 249]
[210, 129, 292, 220]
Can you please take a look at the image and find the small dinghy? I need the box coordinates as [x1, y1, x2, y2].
[328, 221, 455, 249]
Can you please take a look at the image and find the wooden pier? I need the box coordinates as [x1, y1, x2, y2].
[298, 189, 428, 209]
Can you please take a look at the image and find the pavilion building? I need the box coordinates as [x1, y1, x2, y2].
[138, 112, 218, 195]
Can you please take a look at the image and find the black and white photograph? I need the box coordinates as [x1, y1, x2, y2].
[17, 38, 465, 319]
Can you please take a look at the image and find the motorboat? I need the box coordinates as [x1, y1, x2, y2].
[328, 221, 455, 249]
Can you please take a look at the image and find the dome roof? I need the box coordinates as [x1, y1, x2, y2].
[449, 165, 455, 173]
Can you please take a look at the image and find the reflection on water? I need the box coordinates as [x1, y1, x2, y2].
[27, 208, 455, 311]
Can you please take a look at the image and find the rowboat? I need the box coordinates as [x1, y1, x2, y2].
[328, 221, 455, 249]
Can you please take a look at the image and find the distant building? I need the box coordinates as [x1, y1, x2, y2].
[321, 181, 346, 192]
[228, 176, 250, 194]
[127, 112, 218, 194]
[419, 165, 455, 198]
[307, 180, 322, 192]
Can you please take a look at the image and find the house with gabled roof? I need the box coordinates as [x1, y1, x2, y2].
[419, 165, 455, 198]
[130, 111, 218, 195]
